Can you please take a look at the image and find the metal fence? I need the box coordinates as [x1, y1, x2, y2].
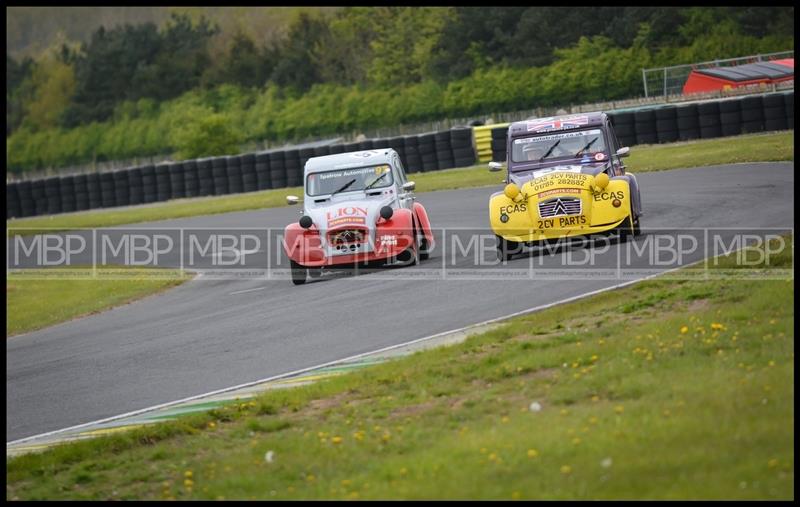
[642, 50, 794, 98]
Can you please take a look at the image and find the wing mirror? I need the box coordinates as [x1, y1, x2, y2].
[616, 147, 630, 158]
[286, 195, 300, 205]
[488, 161, 505, 172]
[402, 181, 415, 192]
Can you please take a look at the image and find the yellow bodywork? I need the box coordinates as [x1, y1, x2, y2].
[489, 171, 632, 243]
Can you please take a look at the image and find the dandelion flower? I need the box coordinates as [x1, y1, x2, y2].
[184, 471, 193, 479]
[512, 491, 521, 499]
[560, 465, 572, 475]
[680, 326, 689, 334]
[527, 449, 539, 458]
[614, 405, 624, 414]
[768, 458, 779, 468]
[332, 436, 343, 445]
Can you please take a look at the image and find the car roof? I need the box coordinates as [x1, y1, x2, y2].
[509, 111, 606, 137]
[304, 149, 397, 176]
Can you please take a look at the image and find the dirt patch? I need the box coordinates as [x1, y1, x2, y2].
[389, 399, 439, 419]
[687, 299, 711, 312]
[304, 391, 365, 416]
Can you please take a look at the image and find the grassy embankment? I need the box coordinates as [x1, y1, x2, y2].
[7, 267, 192, 337]
[7, 130, 793, 237]
[6, 236, 793, 500]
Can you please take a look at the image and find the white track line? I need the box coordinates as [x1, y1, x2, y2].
[229, 287, 267, 295]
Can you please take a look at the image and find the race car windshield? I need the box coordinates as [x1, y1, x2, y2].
[511, 128, 607, 166]
[306, 164, 394, 196]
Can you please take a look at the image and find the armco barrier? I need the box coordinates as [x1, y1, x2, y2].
[6, 91, 793, 219]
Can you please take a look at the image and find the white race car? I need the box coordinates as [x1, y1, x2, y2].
[283, 149, 435, 285]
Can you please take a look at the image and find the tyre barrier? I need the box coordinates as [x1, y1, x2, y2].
[403, 135, 422, 173]
[59, 175, 76, 213]
[298, 148, 316, 174]
[7, 184, 20, 219]
[450, 127, 476, 167]
[490, 126, 509, 162]
[284, 149, 302, 187]
[763, 93, 787, 132]
[675, 103, 701, 141]
[31, 179, 47, 215]
[609, 112, 636, 148]
[387, 137, 406, 164]
[225, 155, 243, 195]
[634, 109, 658, 145]
[169, 161, 187, 200]
[718, 99, 742, 137]
[9, 93, 794, 219]
[434, 131, 455, 170]
[416, 133, 437, 172]
[269, 151, 287, 189]
[196, 158, 214, 197]
[654, 106, 679, 144]
[372, 138, 390, 150]
[155, 162, 172, 202]
[698, 102, 722, 139]
[99, 172, 116, 208]
[255, 152, 271, 191]
[183, 159, 199, 198]
[113, 170, 130, 208]
[740, 95, 764, 134]
[128, 167, 144, 206]
[313, 145, 331, 158]
[18, 180, 35, 217]
[240, 154, 257, 193]
[86, 173, 102, 209]
[211, 157, 228, 196]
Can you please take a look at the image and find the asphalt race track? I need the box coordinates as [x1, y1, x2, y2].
[6, 162, 794, 441]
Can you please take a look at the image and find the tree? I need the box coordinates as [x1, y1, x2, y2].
[24, 58, 76, 130]
[268, 12, 328, 92]
[366, 7, 453, 87]
[7, 54, 35, 134]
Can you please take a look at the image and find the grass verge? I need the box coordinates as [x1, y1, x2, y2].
[6, 237, 793, 500]
[6, 130, 793, 237]
[7, 267, 193, 337]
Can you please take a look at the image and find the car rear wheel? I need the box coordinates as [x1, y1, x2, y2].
[417, 227, 430, 261]
[633, 216, 642, 236]
[618, 216, 635, 242]
[290, 260, 307, 285]
[496, 235, 519, 261]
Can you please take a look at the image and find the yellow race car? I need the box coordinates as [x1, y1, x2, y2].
[488, 112, 642, 260]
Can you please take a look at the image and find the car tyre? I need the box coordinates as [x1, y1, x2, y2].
[496, 235, 519, 261]
[290, 260, 307, 285]
[618, 216, 635, 242]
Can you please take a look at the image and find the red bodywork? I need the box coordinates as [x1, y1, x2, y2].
[283, 205, 435, 267]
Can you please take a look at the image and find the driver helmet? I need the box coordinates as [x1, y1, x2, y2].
[522, 143, 545, 161]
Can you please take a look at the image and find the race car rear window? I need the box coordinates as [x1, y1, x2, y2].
[306, 164, 394, 196]
[511, 128, 607, 165]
